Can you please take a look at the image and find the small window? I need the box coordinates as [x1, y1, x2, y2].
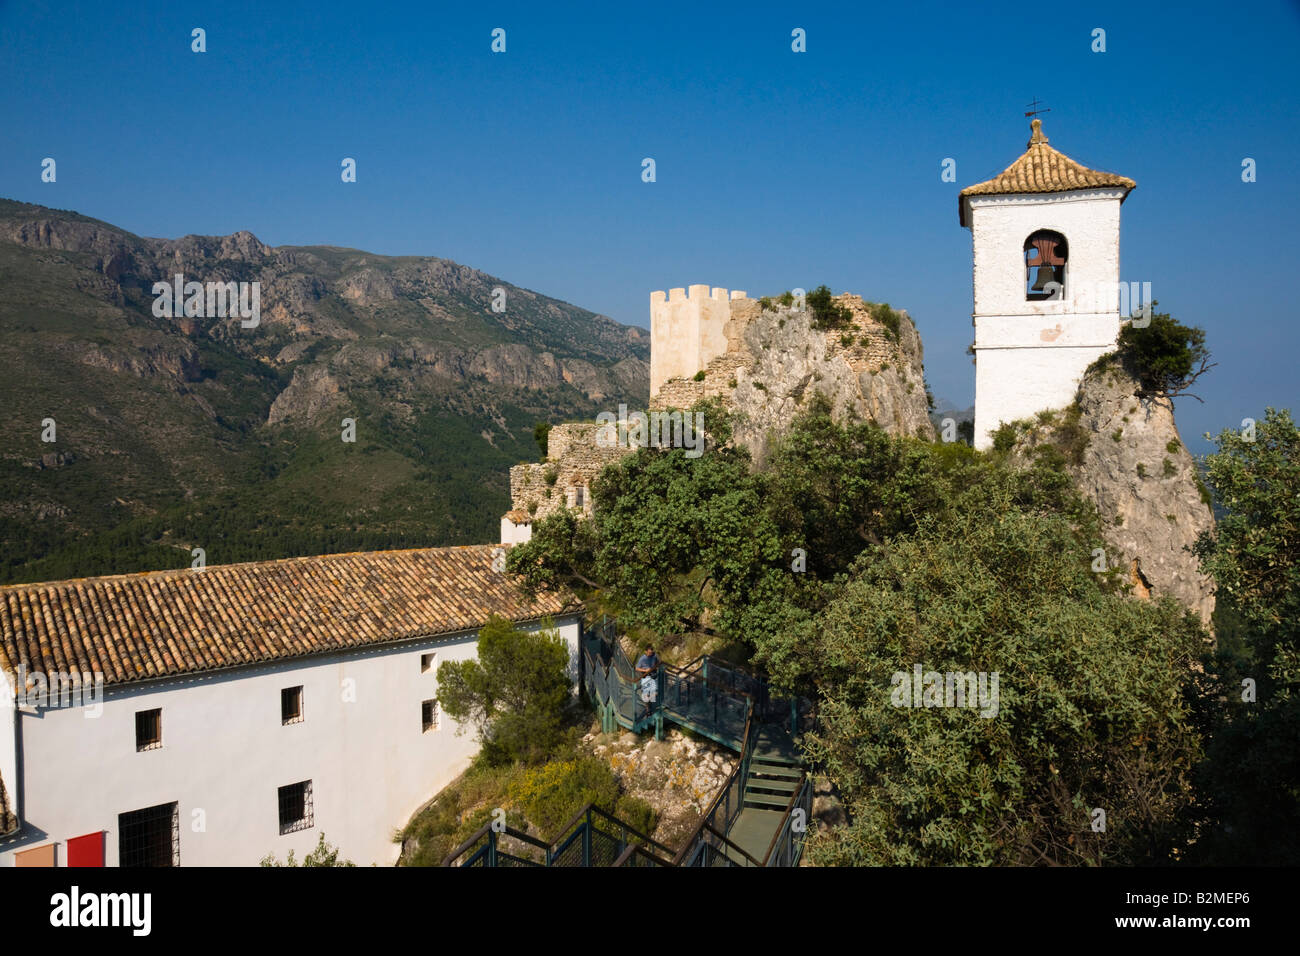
[420, 652, 436, 673]
[135, 709, 162, 751]
[281, 686, 304, 724]
[278, 781, 314, 834]
[574, 484, 585, 509]
[119, 802, 179, 867]
[422, 699, 440, 733]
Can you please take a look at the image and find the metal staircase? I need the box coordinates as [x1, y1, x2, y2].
[443, 618, 813, 868]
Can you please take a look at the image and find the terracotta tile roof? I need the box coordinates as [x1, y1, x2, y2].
[504, 510, 533, 524]
[960, 120, 1135, 225]
[0, 545, 580, 689]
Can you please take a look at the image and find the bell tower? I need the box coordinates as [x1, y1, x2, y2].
[960, 119, 1136, 449]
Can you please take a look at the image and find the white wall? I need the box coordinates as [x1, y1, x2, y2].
[0, 695, 15, 826]
[649, 285, 736, 397]
[0, 615, 580, 867]
[968, 189, 1124, 448]
[500, 516, 532, 545]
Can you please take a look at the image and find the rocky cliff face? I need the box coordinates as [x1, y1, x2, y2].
[1012, 360, 1215, 625]
[652, 294, 935, 462]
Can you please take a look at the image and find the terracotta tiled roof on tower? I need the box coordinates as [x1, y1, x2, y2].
[959, 119, 1137, 225]
[0, 545, 580, 688]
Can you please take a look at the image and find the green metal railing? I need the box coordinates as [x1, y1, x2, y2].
[672, 708, 758, 866]
[760, 775, 813, 867]
[444, 803, 676, 867]
[447, 616, 812, 867]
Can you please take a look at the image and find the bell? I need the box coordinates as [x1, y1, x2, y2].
[1031, 264, 1058, 292]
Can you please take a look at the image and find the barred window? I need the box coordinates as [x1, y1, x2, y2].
[422, 699, 439, 733]
[278, 781, 314, 834]
[281, 686, 304, 724]
[135, 708, 162, 751]
[119, 802, 179, 867]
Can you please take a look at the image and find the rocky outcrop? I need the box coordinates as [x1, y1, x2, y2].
[1013, 360, 1215, 625]
[653, 294, 935, 462]
[267, 363, 344, 425]
[581, 727, 735, 848]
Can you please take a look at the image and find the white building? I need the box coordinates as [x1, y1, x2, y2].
[0, 545, 582, 867]
[960, 118, 1137, 449]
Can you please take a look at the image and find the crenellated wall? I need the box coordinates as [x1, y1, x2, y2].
[649, 285, 746, 397]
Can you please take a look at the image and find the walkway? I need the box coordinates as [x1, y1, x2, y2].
[443, 618, 813, 867]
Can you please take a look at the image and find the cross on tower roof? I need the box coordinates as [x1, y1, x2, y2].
[1024, 97, 1051, 119]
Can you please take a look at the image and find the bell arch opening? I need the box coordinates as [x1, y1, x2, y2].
[1025, 230, 1068, 301]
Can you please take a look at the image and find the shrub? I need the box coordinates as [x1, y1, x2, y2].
[615, 795, 658, 837]
[1162, 458, 1176, 477]
[759, 296, 774, 310]
[1053, 402, 1091, 467]
[870, 302, 902, 342]
[1136, 463, 1147, 478]
[533, 422, 552, 457]
[261, 833, 355, 867]
[1116, 311, 1211, 397]
[778, 290, 794, 307]
[693, 369, 706, 382]
[991, 422, 1019, 454]
[543, 467, 558, 486]
[507, 756, 620, 836]
[1167, 439, 1181, 454]
[839, 332, 855, 347]
[808, 285, 852, 330]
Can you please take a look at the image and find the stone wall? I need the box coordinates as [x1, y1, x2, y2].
[508, 422, 635, 521]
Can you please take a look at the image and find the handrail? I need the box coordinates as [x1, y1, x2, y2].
[699, 822, 764, 867]
[760, 770, 807, 866]
[445, 798, 678, 867]
[441, 819, 551, 867]
[552, 802, 677, 860]
[670, 703, 755, 865]
[611, 843, 674, 867]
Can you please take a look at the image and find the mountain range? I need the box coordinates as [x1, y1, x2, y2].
[0, 199, 648, 583]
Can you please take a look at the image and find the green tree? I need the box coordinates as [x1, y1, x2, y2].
[1115, 310, 1212, 399]
[534, 421, 553, 457]
[781, 476, 1206, 866]
[436, 615, 572, 766]
[1191, 407, 1300, 863]
[807, 284, 852, 330]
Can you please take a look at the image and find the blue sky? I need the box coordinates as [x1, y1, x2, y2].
[3, 0, 1297, 451]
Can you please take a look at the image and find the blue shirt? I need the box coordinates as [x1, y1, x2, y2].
[636, 653, 658, 672]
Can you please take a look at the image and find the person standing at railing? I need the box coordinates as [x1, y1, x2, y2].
[635, 645, 659, 718]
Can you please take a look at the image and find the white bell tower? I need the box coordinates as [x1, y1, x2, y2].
[960, 118, 1136, 449]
